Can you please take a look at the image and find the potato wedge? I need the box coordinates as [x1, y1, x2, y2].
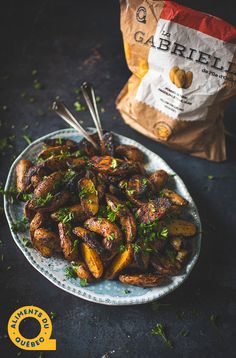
[119, 273, 167, 287]
[166, 219, 197, 237]
[58, 222, 78, 262]
[106, 194, 136, 242]
[28, 191, 70, 212]
[73, 226, 104, 255]
[16, 159, 32, 193]
[38, 145, 73, 159]
[29, 212, 48, 240]
[51, 203, 87, 222]
[33, 228, 61, 258]
[105, 245, 133, 279]
[149, 170, 169, 192]
[162, 189, 188, 206]
[34, 172, 62, 198]
[43, 138, 78, 149]
[73, 260, 93, 282]
[81, 242, 103, 279]
[115, 145, 144, 163]
[135, 198, 171, 224]
[84, 217, 123, 251]
[78, 178, 99, 216]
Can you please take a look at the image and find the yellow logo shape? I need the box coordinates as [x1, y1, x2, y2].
[8, 306, 56, 351]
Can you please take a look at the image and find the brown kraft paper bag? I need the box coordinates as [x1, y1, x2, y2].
[116, 0, 236, 161]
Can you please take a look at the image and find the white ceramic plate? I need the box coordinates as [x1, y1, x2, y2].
[4, 128, 201, 305]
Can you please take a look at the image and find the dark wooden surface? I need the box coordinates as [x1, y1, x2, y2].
[0, 1, 236, 357]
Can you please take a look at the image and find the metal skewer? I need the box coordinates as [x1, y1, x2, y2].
[52, 101, 99, 150]
[80, 82, 104, 142]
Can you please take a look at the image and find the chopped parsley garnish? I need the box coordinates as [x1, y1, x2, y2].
[110, 158, 118, 169]
[80, 278, 88, 287]
[63, 168, 76, 183]
[124, 289, 130, 294]
[73, 239, 79, 248]
[119, 244, 126, 253]
[209, 314, 219, 327]
[56, 208, 74, 224]
[107, 210, 116, 222]
[127, 189, 136, 196]
[33, 79, 45, 90]
[74, 100, 86, 112]
[151, 323, 173, 348]
[65, 266, 77, 279]
[142, 178, 148, 184]
[11, 217, 29, 233]
[22, 135, 32, 145]
[207, 175, 215, 180]
[72, 149, 82, 157]
[22, 237, 32, 248]
[50, 312, 57, 320]
[132, 243, 142, 254]
[160, 227, 168, 239]
[107, 233, 115, 241]
[20, 193, 33, 202]
[32, 69, 38, 76]
[179, 328, 189, 337]
[35, 192, 53, 207]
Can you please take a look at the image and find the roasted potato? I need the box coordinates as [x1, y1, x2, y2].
[149, 170, 169, 192]
[166, 219, 197, 237]
[34, 172, 62, 198]
[162, 189, 188, 206]
[73, 260, 93, 282]
[106, 245, 133, 279]
[51, 203, 88, 222]
[43, 138, 78, 149]
[73, 226, 104, 255]
[135, 198, 171, 224]
[29, 212, 49, 240]
[119, 273, 167, 287]
[33, 228, 61, 257]
[16, 159, 32, 193]
[78, 178, 99, 216]
[115, 145, 144, 163]
[84, 217, 123, 251]
[28, 191, 70, 212]
[81, 242, 103, 279]
[58, 222, 78, 262]
[106, 194, 136, 242]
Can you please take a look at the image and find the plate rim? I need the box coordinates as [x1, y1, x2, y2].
[4, 128, 202, 305]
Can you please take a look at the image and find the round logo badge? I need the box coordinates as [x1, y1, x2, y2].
[154, 122, 172, 141]
[8, 306, 56, 351]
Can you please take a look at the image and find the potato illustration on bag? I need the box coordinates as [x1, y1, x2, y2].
[169, 66, 193, 89]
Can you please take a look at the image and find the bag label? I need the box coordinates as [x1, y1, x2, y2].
[135, 18, 236, 121]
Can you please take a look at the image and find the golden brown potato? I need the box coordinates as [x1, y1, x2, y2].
[28, 191, 70, 212]
[81, 242, 103, 279]
[78, 178, 99, 216]
[72, 226, 104, 255]
[119, 273, 167, 287]
[90, 156, 140, 178]
[170, 237, 184, 251]
[124, 175, 149, 198]
[29, 212, 48, 240]
[149, 170, 169, 192]
[162, 189, 188, 206]
[135, 198, 171, 224]
[31, 174, 42, 188]
[73, 260, 93, 282]
[43, 157, 85, 172]
[105, 245, 133, 279]
[34, 172, 62, 198]
[58, 222, 78, 262]
[105, 194, 136, 242]
[166, 219, 197, 237]
[38, 145, 73, 159]
[115, 145, 144, 163]
[84, 217, 123, 251]
[33, 228, 61, 258]
[16, 159, 32, 193]
[51, 204, 88, 222]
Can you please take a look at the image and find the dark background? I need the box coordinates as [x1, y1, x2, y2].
[0, 1, 236, 357]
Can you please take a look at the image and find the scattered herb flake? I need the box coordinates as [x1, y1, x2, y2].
[110, 158, 118, 169]
[179, 328, 189, 337]
[124, 289, 130, 294]
[50, 312, 57, 320]
[11, 217, 29, 233]
[80, 278, 88, 287]
[207, 175, 215, 180]
[151, 323, 173, 348]
[74, 100, 86, 112]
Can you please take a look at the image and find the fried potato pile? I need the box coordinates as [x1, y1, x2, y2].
[15, 133, 198, 287]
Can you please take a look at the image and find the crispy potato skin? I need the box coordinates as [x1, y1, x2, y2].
[151, 256, 180, 276]
[34, 172, 62, 198]
[149, 170, 169, 192]
[106, 194, 136, 242]
[167, 219, 197, 237]
[33, 228, 61, 257]
[115, 145, 144, 163]
[119, 274, 167, 287]
[162, 189, 188, 206]
[106, 245, 133, 279]
[72, 226, 104, 255]
[84, 217, 123, 251]
[81, 242, 103, 279]
[90, 156, 140, 178]
[28, 191, 70, 212]
[30, 212, 48, 240]
[38, 145, 73, 159]
[74, 260, 93, 282]
[135, 198, 171, 224]
[16, 159, 32, 193]
[58, 222, 78, 262]
[79, 178, 99, 216]
[51, 204, 88, 222]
